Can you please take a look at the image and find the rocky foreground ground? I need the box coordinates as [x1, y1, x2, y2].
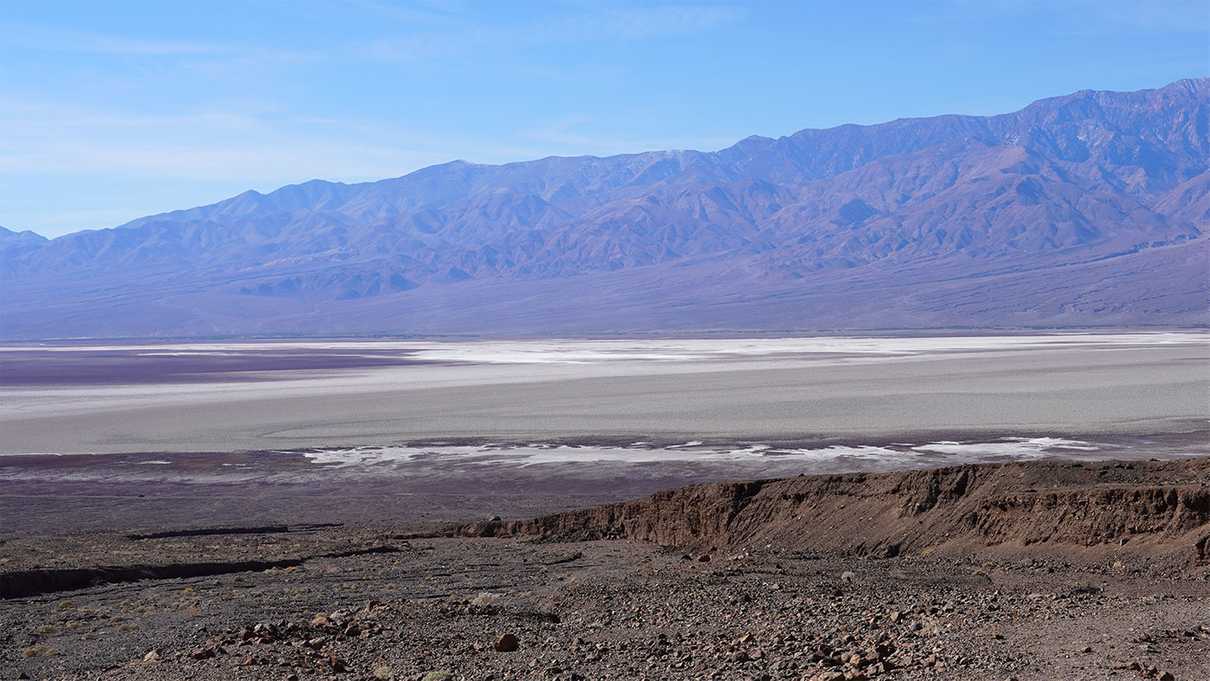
[1, 458, 1207, 680]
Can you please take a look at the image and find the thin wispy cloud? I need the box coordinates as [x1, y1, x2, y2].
[358, 2, 747, 62]
[0, 22, 316, 62]
[942, 0, 1209, 34]
[332, 0, 468, 22]
[0, 23, 224, 56]
[585, 4, 747, 40]
[0, 97, 577, 184]
[5, 3, 745, 67]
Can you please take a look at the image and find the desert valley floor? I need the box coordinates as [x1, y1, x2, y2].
[0, 333, 1207, 680]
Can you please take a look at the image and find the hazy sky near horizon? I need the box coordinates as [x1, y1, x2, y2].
[3, 1, 1207, 237]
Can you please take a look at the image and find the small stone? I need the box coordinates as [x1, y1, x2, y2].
[495, 633, 520, 652]
[310, 613, 330, 627]
[142, 650, 161, 663]
[420, 672, 450, 681]
[840, 571, 856, 584]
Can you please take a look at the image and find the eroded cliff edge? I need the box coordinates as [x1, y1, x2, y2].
[456, 459, 1210, 569]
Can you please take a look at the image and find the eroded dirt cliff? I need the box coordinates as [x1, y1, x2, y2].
[458, 459, 1210, 567]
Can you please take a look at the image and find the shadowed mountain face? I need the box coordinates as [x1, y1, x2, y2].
[2, 79, 1208, 338]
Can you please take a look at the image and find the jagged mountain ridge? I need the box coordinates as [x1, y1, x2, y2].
[1, 79, 1207, 338]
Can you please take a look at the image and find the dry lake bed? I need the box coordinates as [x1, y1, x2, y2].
[0, 333, 1207, 533]
[2, 333, 1207, 453]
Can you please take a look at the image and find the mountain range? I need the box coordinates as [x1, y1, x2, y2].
[2, 78, 1207, 339]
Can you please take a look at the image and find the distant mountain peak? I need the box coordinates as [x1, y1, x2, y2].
[0, 226, 47, 242]
[2, 79, 1206, 339]
[1164, 76, 1209, 93]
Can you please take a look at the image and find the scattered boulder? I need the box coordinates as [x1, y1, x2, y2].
[494, 633, 520, 652]
[188, 646, 215, 660]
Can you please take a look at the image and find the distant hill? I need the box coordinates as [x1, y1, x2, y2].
[2, 79, 1207, 339]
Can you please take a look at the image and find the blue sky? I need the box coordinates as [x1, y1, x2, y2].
[3, 1, 1207, 237]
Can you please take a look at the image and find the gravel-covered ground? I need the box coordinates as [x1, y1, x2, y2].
[2, 528, 1208, 681]
[2, 455, 1209, 680]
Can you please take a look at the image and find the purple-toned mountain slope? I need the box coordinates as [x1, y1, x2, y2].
[2, 79, 1207, 339]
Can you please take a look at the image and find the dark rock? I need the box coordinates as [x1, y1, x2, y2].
[495, 633, 520, 652]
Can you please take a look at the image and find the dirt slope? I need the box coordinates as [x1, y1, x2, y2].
[459, 458, 1210, 568]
